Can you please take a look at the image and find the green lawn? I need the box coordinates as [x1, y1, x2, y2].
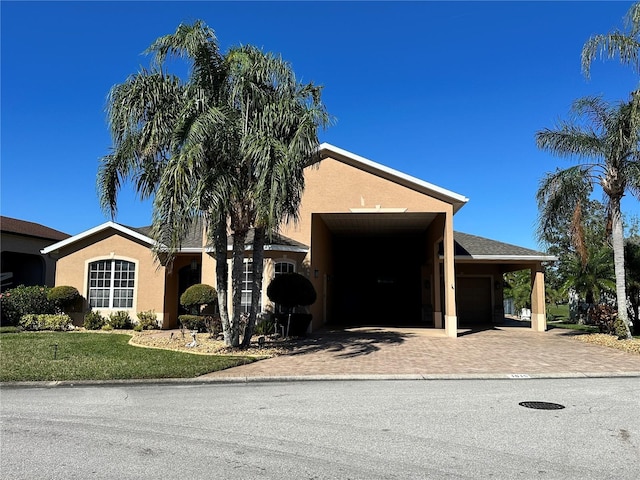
[547, 303, 570, 322]
[0, 332, 255, 382]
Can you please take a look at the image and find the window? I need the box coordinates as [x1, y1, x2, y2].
[273, 260, 295, 313]
[240, 259, 262, 313]
[88, 260, 135, 309]
[274, 260, 295, 276]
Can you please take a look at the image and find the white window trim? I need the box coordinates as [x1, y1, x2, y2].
[85, 255, 138, 314]
[273, 259, 296, 278]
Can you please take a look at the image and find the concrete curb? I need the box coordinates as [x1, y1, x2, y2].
[2, 371, 640, 388]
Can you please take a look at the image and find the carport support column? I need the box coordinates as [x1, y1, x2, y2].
[443, 214, 458, 338]
[530, 263, 547, 332]
[433, 242, 442, 329]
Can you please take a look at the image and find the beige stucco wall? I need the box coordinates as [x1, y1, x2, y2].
[53, 230, 167, 326]
[277, 156, 458, 330]
[281, 156, 454, 245]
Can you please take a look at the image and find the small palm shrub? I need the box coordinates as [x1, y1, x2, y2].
[84, 311, 106, 330]
[136, 310, 159, 330]
[107, 311, 132, 329]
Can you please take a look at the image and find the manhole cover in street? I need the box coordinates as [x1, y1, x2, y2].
[519, 401, 565, 410]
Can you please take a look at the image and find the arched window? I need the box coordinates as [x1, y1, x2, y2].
[274, 260, 295, 276]
[88, 259, 135, 308]
[273, 260, 296, 313]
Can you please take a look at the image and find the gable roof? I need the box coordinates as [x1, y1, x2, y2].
[316, 143, 469, 213]
[1, 216, 69, 241]
[41, 220, 308, 255]
[41, 221, 157, 254]
[439, 231, 556, 262]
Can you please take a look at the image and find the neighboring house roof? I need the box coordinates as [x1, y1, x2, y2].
[441, 232, 557, 262]
[317, 143, 469, 213]
[1, 216, 69, 242]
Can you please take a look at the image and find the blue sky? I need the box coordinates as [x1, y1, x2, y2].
[2, 1, 638, 250]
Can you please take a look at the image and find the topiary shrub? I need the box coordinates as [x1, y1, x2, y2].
[83, 311, 106, 330]
[47, 286, 81, 313]
[180, 284, 217, 315]
[267, 273, 317, 311]
[0, 285, 54, 325]
[107, 311, 132, 329]
[267, 273, 316, 336]
[136, 310, 159, 330]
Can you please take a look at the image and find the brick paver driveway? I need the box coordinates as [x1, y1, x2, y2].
[201, 326, 640, 379]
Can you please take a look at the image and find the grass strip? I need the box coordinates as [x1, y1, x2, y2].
[0, 332, 255, 382]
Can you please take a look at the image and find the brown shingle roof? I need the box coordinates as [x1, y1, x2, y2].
[0, 216, 69, 241]
[449, 231, 554, 259]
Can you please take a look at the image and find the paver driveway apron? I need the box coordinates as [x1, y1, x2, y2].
[200, 326, 640, 379]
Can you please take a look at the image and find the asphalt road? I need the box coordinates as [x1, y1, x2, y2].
[1, 378, 639, 479]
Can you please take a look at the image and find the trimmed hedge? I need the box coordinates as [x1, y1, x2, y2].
[19, 314, 73, 331]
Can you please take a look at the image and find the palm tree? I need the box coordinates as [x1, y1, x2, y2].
[560, 247, 616, 306]
[536, 96, 640, 338]
[582, 2, 640, 79]
[98, 21, 330, 347]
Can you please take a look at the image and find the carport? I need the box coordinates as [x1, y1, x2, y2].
[307, 212, 555, 336]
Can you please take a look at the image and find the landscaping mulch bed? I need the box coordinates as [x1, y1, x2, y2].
[129, 329, 294, 357]
[573, 333, 640, 355]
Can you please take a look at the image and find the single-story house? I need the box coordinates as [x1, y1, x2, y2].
[41, 144, 555, 337]
[1, 216, 70, 291]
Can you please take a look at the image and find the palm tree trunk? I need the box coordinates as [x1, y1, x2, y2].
[230, 229, 247, 347]
[242, 226, 265, 348]
[611, 197, 633, 339]
[213, 216, 232, 346]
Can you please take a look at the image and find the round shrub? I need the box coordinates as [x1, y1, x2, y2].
[84, 311, 106, 330]
[180, 284, 217, 314]
[47, 286, 81, 312]
[267, 273, 317, 309]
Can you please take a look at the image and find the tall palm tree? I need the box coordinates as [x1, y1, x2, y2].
[582, 2, 640, 79]
[536, 96, 640, 339]
[98, 21, 330, 347]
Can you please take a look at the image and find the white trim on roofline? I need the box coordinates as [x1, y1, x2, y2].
[41, 221, 159, 254]
[440, 254, 557, 262]
[217, 245, 309, 253]
[317, 143, 469, 212]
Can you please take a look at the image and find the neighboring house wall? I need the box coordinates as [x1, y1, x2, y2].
[1, 217, 69, 290]
[53, 230, 167, 325]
